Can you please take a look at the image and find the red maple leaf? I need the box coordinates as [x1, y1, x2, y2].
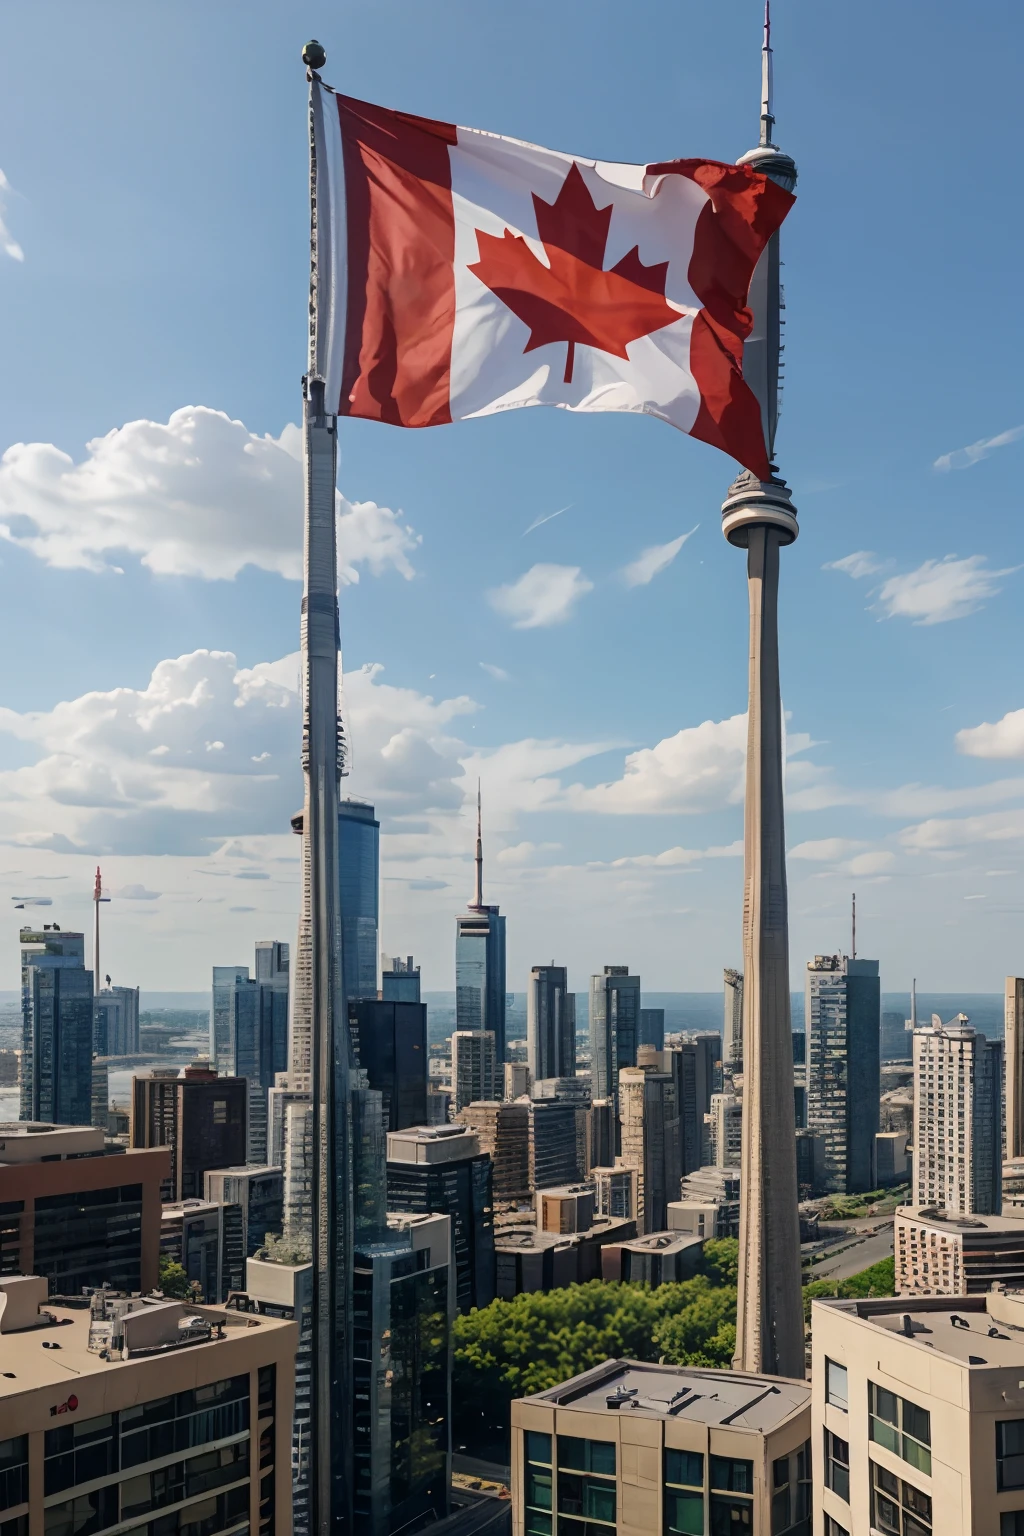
[468, 161, 682, 384]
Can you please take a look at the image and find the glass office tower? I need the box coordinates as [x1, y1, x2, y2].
[338, 799, 380, 1012]
[589, 966, 641, 1106]
[20, 927, 94, 1125]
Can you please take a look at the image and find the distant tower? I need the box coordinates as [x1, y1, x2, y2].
[806, 953, 880, 1194]
[92, 866, 109, 998]
[455, 785, 507, 1064]
[723, 969, 744, 1072]
[527, 965, 575, 1081]
[913, 1015, 1002, 1214]
[1005, 978, 1024, 1160]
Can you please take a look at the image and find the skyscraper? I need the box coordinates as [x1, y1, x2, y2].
[1006, 977, 1024, 1160]
[93, 983, 140, 1057]
[211, 964, 249, 1073]
[673, 1035, 719, 1175]
[206, 1164, 285, 1257]
[256, 939, 291, 1063]
[386, 1124, 496, 1312]
[455, 786, 507, 1064]
[723, 968, 743, 1071]
[913, 1014, 1003, 1215]
[618, 1064, 681, 1235]
[19, 926, 94, 1126]
[221, 955, 290, 1165]
[338, 798, 380, 1011]
[589, 966, 641, 1106]
[452, 1029, 496, 1111]
[710, 1092, 743, 1168]
[638, 1007, 665, 1052]
[381, 953, 421, 1003]
[350, 997, 428, 1130]
[527, 964, 575, 1081]
[806, 953, 880, 1194]
[131, 1060, 248, 1203]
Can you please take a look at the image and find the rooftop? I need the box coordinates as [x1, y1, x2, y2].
[897, 1205, 1024, 1235]
[0, 1123, 108, 1163]
[527, 1359, 809, 1432]
[620, 1231, 704, 1255]
[814, 1292, 1024, 1369]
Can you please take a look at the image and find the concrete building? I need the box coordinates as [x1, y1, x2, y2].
[512, 1358, 811, 1536]
[913, 1015, 1003, 1215]
[593, 1163, 638, 1223]
[381, 952, 421, 1003]
[338, 797, 380, 1012]
[812, 1288, 1024, 1535]
[19, 926, 94, 1126]
[353, 1211, 452, 1534]
[506, 1061, 532, 1100]
[1007, 977, 1024, 1161]
[349, 996, 428, 1130]
[806, 952, 881, 1194]
[674, 1035, 720, 1175]
[724, 966, 744, 1071]
[385, 1123, 496, 1312]
[795, 1127, 826, 1194]
[529, 1098, 584, 1192]
[639, 1006, 665, 1052]
[452, 1028, 496, 1111]
[669, 1166, 743, 1241]
[0, 1274, 296, 1536]
[894, 1206, 1024, 1296]
[601, 1230, 705, 1286]
[536, 1184, 595, 1234]
[93, 983, 140, 1057]
[590, 966, 641, 1105]
[710, 1092, 743, 1169]
[618, 1064, 682, 1235]
[0, 1122, 166, 1295]
[132, 1060, 248, 1204]
[455, 789, 507, 1063]
[160, 1197, 245, 1303]
[461, 1100, 531, 1207]
[1005, 1158, 1024, 1217]
[876, 1130, 910, 1188]
[205, 1164, 285, 1257]
[245, 1252, 313, 1536]
[495, 1214, 636, 1298]
[527, 964, 576, 1082]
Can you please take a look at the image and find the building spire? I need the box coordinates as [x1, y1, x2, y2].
[472, 779, 484, 909]
[760, 0, 774, 147]
[851, 891, 856, 960]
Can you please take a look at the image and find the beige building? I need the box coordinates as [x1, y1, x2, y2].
[912, 1017, 1003, 1215]
[461, 1100, 531, 1206]
[1008, 978, 1024, 1161]
[617, 1065, 681, 1235]
[709, 1093, 743, 1169]
[0, 1273, 296, 1536]
[812, 1289, 1024, 1535]
[895, 1206, 1024, 1296]
[512, 1357, 810, 1536]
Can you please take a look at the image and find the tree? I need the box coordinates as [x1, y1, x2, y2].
[158, 1254, 197, 1300]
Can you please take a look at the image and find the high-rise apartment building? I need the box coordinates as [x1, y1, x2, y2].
[894, 1205, 1024, 1296]
[590, 966, 641, 1105]
[1006, 977, 1024, 1160]
[527, 964, 576, 1082]
[806, 953, 880, 1194]
[211, 964, 249, 1073]
[710, 1091, 743, 1168]
[255, 939, 290, 1067]
[618, 1065, 682, 1235]
[460, 1100, 531, 1206]
[452, 1029, 496, 1111]
[131, 1060, 248, 1203]
[160, 1197, 246, 1303]
[93, 983, 140, 1057]
[529, 1099, 583, 1192]
[349, 997, 428, 1130]
[19, 927, 94, 1126]
[674, 1035, 719, 1174]
[812, 1288, 1024, 1536]
[386, 1123, 496, 1312]
[593, 1163, 638, 1222]
[513, 1359, 810, 1536]
[206, 1165, 285, 1257]
[455, 790, 507, 1064]
[381, 953, 421, 1003]
[353, 1212, 452, 1534]
[0, 1122, 166, 1294]
[338, 798, 379, 1011]
[0, 1274, 296, 1536]
[724, 967, 744, 1071]
[913, 1015, 1003, 1215]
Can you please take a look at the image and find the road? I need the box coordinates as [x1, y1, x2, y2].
[806, 1223, 894, 1281]
[431, 1498, 511, 1536]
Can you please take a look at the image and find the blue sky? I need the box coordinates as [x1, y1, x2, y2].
[0, 0, 1022, 992]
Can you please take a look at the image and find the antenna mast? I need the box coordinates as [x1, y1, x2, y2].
[472, 780, 484, 909]
[760, 0, 775, 147]
[851, 892, 856, 960]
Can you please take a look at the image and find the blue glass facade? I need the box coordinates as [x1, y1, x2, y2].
[338, 800, 379, 1011]
[19, 928, 94, 1125]
[455, 910, 507, 1066]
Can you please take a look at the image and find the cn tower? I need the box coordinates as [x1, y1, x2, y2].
[725, 3, 804, 1377]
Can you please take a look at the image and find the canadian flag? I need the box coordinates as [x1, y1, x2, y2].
[311, 88, 794, 478]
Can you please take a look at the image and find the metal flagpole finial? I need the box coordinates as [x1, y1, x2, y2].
[302, 39, 326, 79]
[760, 1, 775, 147]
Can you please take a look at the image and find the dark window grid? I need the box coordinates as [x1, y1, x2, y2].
[998, 1421, 1024, 1492]
[121, 1405, 250, 1470]
[120, 1445, 250, 1522]
[555, 1473, 616, 1524]
[0, 1466, 27, 1514]
[556, 1439, 616, 1477]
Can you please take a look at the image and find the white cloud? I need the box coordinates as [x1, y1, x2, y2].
[956, 708, 1024, 760]
[488, 563, 593, 628]
[823, 551, 883, 579]
[621, 526, 697, 588]
[875, 555, 1017, 625]
[118, 884, 161, 900]
[605, 840, 742, 869]
[789, 838, 866, 862]
[568, 713, 747, 814]
[496, 841, 562, 865]
[848, 850, 895, 875]
[900, 809, 1024, 851]
[0, 170, 23, 262]
[0, 406, 420, 582]
[934, 424, 1024, 472]
[479, 662, 510, 681]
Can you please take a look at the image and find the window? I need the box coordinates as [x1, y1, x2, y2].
[524, 1431, 552, 1536]
[0, 1439, 27, 1513]
[825, 1359, 849, 1412]
[870, 1461, 931, 1536]
[824, 1431, 849, 1504]
[869, 1384, 931, 1475]
[825, 1520, 849, 1536]
[771, 1441, 811, 1535]
[557, 1437, 616, 1532]
[710, 1456, 753, 1535]
[44, 1486, 119, 1536]
[665, 1449, 703, 1536]
[1003, 1517, 1024, 1536]
[999, 1421, 1024, 1492]
[45, 1415, 117, 1495]
[0, 1518, 28, 1536]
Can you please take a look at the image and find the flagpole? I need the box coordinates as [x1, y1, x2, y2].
[727, 2, 804, 1379]
[301, 38, 354, 1532]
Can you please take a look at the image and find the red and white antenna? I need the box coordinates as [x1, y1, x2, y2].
[93, 865, 111, 996]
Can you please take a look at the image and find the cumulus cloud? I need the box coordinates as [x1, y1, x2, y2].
[824, 551, 884, 579]
[621, 527, 697, 587]
[0, 170, 23, 262]
[117, 884, 161, 900]
[604, 840, 742, 869]
[0, 406, 420, 582]
[789, 838, 866, 862]
[934, 424, 1024, 472]
[900, 808, 1024, 851]
[875, 556, 1017, 625]
[567, 714, 747, 815]
[488, 563, 593, 628]
[956, 708, 1024, 760]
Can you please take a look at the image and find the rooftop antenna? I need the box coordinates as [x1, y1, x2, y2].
[471, 779, 484, 910]
[92, 865, 110, 997]
[760, 0, 775, 148]
[851, 892, 856, 960]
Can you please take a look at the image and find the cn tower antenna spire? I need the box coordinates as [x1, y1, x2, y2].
[760, 0, 775, 147]
[472, 780, 484, 909]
